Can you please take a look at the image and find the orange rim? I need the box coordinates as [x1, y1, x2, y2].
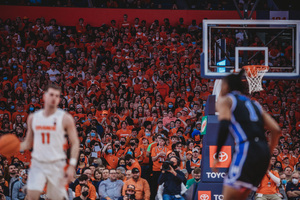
[243, 65, 269, 77]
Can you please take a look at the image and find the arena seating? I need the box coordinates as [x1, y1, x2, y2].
[0, 10, 299, 200]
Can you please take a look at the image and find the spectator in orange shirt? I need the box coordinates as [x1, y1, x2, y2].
[76, 18, 86, 34]
[156, 77, 170, 99]
[101, 143, 119, 169]
[255, 160, 281, 200]
[73, 184, 90, 200]
[122, 168, 150, 200]
[75, 174, 97, 200]
[116, 121, 131, 139]
[282, 157, 294, 171]
[150, 135, 168, 200]
[278, 147, 291, 164]
[125, 154, 141, 174]
[12, 103, 28, 122]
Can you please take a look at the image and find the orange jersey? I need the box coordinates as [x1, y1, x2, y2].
[151, 146, 168, 171]
[256, 170, 279, 194]
[116, 129, 131, 139]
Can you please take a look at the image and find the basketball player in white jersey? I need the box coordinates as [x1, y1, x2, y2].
[20, 84, 80, 200]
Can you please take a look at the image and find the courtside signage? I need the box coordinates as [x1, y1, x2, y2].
[201, 116, 208, 135]
[209, 145, 231, 168]
[198, 191, 224, 200]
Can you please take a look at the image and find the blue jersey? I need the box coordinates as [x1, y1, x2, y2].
[227, 91, 265, 145]
[224, 91, 270, 190]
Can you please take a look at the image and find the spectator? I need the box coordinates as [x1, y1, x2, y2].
[286, 171, 300, 200]
[279, 172, 288, 200]
[121, 184, 136, 200]
[0, 12, 298, 200]
[122, 168, 150, 200]
[102, 169, 110, 181]
[11, 169, 27, 200]
[92, 169, 102, 193]
[99, 169, 124, 200]
[186, 148, 201, 179]
[125, 170, 132, 181]
[186, 167, 201, 189]
[75, 174, 97, 200]
[125, 154, 141, 173]
[7, 164, 19, 199]
[158, 156, 186, 200]
[47, 63, 61, 82]
[255, 160, 281, 200]
[150, 135, 168, 200]
[74, 184, 91, 200]
[284, 166, 293, 181]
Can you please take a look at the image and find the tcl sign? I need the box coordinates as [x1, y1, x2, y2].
[209, 146, 231, 168]
[198, 191, 224, 200]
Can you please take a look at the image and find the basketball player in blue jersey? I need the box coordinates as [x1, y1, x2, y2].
[212, 69, 281, 200]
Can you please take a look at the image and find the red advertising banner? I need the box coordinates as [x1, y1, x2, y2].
[198, 191, 212, 200]
[0, 6, 254, 27]
[209, 145, 232, 168]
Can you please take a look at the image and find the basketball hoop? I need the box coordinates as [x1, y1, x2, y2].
[243, 65, 269, 94]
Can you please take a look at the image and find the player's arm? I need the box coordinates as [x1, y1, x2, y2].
[215, 96, 232, 157]
[261, 110, 281, 153]
[63, 113, 80, 181]
[20, 114, 34, 151]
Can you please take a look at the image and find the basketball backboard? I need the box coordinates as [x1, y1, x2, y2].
[201, 19, 300, 79]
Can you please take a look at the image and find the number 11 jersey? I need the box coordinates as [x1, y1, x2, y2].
[31, 109, 67, 162]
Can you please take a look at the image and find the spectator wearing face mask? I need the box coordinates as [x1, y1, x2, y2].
[75, 174, 97, 200]
[278, 172, 288, 200]
[101, 143, 119, 169]
[186, 167, 201, 189]
[125, 154, 141, 174]
[125, 138, 142, 160]
[286, 171, 300, 200]
[74, 184, 91, 200]
[14, 75, 27, 91]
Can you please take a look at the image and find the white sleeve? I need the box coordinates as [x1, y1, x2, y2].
[157, 183, 164, 200]
[269, 171, 280, 186]
[181, 182, 188, 195]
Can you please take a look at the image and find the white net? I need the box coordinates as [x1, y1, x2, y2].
[244, 66, 269, 94]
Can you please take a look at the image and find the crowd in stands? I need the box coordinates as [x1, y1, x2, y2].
[0, 12, 299, 200]
[0, 0, 277, 11]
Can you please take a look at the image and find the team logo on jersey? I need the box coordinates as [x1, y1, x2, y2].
[209, 146, 231, 168]
[198, 191, 211, 200]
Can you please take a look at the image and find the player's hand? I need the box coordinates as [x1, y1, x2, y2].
[65, 165, 76, 183]
[212, 159, 219, 172]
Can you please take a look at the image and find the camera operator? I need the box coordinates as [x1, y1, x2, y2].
[158, 156, 186, 200]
